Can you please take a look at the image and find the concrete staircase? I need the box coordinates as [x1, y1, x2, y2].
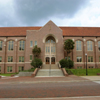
[36, 64, 64, 77]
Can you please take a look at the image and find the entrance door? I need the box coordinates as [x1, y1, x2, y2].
[46, 57, 50, 64]
[51, 57, 55, 64]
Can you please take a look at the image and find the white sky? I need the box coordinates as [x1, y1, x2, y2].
[0, 0, 100, 27]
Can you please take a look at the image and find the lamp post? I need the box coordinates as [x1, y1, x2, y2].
[85, 53, 88, 75]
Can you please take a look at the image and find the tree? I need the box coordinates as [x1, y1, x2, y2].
[67, 59, 74, 69]
[31, 58, 42, 68]
[64, 39, 75, 57]
[32, 45, 41, 58]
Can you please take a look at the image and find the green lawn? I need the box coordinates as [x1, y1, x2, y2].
[0, 73, 18, 76]
[0, 68, 36, 76]
[65, 68, 100, 76]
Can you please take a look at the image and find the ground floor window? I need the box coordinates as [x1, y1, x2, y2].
[77, 66, 82, 69]
[19, 56, 24, 62]
[0, 66, 1, 72]
[7, 66, 12, 72]
[19, 66, 24, 72]
[30, 55, 32, 61]
[0, 57, 2, 62]
[88, 56, 93, 62]
[77, 57, 82, 62]
[65, 56, 70, 60]
[89, 66, 94, 69]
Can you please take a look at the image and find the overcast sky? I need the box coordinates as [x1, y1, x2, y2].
[0, 0, 100, 27]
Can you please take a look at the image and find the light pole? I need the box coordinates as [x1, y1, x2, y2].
[85, 53, 88, 75]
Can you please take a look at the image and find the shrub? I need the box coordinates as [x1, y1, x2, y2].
[59, 59, 68, 68]
[67, 59, 74, 69]
[31, 58, 42, 68]
[59, 59, 74, 68]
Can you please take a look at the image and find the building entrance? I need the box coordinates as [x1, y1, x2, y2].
[45, 36, 56, 64]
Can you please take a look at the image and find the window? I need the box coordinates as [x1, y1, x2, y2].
[0, 57, 2, 62]
[0, 41, 2, 51]
[77, 66, 82, 69]
[98, 41, 100, 51]
[19, 56, 24, 62]
[45, 46, 50, 53]
[34, 41, 37, 46]
[19, 66, 24, 72]
[8, 41, 14, 51]
[0, 66, 1, 72]
[19, 40, 25, 51]
[8, 56, 13, 62]
[88, 56, 93, 62]
[30, 41, 33, 47]
[87, 41, 93, 51]
[89, 66, 93, 69]
[99, 57, 100, 62]
[7, 66, 12, 72]
[30, 55, 32, 61]
[65, 56, 70, 60]
[51, 46, 55, 53]
[76, 40, 82, 51]
[77, 57, 82, 62]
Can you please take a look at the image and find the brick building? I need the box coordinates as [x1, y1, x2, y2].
[0, 20, 100, 73]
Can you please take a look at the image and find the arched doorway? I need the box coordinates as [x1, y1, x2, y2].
[45, 36, 56, 64]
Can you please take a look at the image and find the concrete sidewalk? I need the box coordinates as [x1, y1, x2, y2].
[0, 96, 100, 100]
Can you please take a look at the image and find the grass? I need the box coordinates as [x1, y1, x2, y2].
[0, 68, 36, 76]
[0, 73, 18, 76]
[65, 68, 100, 76]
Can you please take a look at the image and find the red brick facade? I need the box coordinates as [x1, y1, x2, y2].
[0, 21, 100, 73]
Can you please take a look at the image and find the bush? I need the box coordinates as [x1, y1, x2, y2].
[67, 59, 74, 69]
[59, 59, 68, 68]
[59, 59, 74, 68]
[31, 58, 42, 68]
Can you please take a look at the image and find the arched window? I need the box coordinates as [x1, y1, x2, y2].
[76, 40, 82, 51]
[8, 41, 14, 51]
[98, 41, 100, 51]
[0, 41, 3, 51]
[19, 40, 25, 51]
[87, 41, 93, 51]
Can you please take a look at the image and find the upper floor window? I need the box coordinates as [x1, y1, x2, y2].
[19, 40, 25, 51]
[34, 41, 37, 46]
[87, 41, 93, 51]
[76, 40, 82, 51]
[98, 41, 100, 51]
[30, 55, 32, 61]
[30, 41, 33, 47]
[8, 41, 14, 51]
[0, 41, 2, 51]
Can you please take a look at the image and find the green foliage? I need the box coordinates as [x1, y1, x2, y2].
[64, 39, 75, 56]
[59, 59, 68, 68]
[59, 59, 74, 68]
[65, 68, 100, 76]
[32, 45, 41, 58]
[67, 59, 74, 69]
[0, 73, 18, 76]
[31, 58, 42, 68]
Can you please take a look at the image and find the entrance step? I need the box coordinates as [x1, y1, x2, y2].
[36, 69, 64, 77]
[42, 64, 59, 69]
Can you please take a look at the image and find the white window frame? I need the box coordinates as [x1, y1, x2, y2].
[30, 41, 33, 47]
[0, 41, 2, 51]
[30, 55, 33, 61]
[19, 40, 25, 51]
[76, 40, 82, 51]
[34, 41, 37, 46]
[87, 41, 93, 51]
[8, 41, 14, 51]
[0, 56, 2, 62]
[88, 56, 93, 62]
[19, 66, 24, 72]
[7, 66, 12, 72]
[77, 57, 82, 62]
